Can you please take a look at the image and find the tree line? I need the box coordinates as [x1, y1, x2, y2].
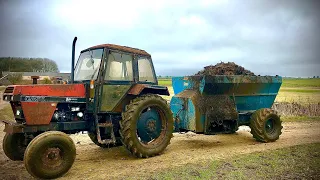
[0, 57, 59, 76]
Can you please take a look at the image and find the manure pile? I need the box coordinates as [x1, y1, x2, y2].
[195, 62, 255, 76]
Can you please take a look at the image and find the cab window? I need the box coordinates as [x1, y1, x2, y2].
[105, 52, 133, 81]
[138, 58, 156, 83]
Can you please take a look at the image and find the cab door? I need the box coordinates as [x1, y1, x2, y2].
[98, 50, 134, 112]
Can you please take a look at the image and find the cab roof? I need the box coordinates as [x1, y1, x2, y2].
[82, 44, 151, 57]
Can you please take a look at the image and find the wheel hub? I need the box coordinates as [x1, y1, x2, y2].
[42, 147, 63, 168]
[147, 119, 156, 132]
[265, 118, 275, 134]
[137, 108, 162, 143]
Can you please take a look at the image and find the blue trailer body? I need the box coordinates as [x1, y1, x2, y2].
[170, 75, 282, 133]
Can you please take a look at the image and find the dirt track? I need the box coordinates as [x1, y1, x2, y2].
[0, 121, 319, 180]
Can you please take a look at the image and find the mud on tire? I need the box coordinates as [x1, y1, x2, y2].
[120, 94, 173, 158]
[250, 108, 283, 142]
[24, 131, 76, 179]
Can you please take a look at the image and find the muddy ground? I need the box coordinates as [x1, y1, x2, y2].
[0, 121, 319, 180]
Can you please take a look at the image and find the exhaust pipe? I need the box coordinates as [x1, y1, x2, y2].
[71, 36, 77, 84]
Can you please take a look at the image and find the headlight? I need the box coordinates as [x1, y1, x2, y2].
[11, 96, 14, 101]
[77, 112, 83, 118]
[16, 110, 21, 116]
[71, 107, 80, 111]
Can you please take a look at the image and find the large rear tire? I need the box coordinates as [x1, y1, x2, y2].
[24, 131, 76, 179]
[88, 132, 122, 148]
[3, 133, 26, 161]
[120, 94, 173, 158]
[250, 108, 282, 142]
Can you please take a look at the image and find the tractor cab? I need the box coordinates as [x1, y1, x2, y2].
[71, 44, 169, 114]
[73, 44, 157, 85]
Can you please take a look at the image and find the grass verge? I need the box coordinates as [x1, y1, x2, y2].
[0, 104, 14, 120]
[0, 86, 6, 92]
[281, 116, 320, 122]
[150, 143, 320, 180]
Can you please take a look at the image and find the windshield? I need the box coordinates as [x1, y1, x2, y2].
[74, 48, 103, 81]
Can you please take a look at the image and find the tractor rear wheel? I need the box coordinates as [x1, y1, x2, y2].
[88, 132, 122, 148]
[250, 108, 282, 142]
[3, 133, 26, 161]
[120, 94, 173, 158]
[24, 131, 76, 179]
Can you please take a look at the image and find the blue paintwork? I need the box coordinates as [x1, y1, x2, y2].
[137, 108, 161, 142]
[170, 96, 185, 131]
[170, 75, 282, 132]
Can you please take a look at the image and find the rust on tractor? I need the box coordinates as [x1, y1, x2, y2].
[42, 147, 63, 168]
[14, 84, 85, 97]
[83, 44, 151, 57]
[98, 123, 113, 127]
[128, 84, 147, 95]
[8, 84, 86, 97]
[128, 84, 170, 96]
[21, 102, 57, 125]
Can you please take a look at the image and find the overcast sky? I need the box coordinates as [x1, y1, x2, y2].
[0, 0, 319, 77]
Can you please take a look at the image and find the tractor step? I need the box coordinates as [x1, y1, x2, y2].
[98, 123, 113, 127]
[96, 122, 116, 144]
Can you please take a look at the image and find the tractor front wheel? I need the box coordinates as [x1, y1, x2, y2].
[250, 108, 282, 142]
[120, 94, 173, 158]
[24, 131, 76, 179]
[3, 133, 26, 161]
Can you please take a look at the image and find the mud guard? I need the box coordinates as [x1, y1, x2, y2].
[128, 84, 170, 96]
[111, 84, 170, 113]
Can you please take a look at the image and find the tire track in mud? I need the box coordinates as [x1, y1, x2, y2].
[0, 121, 319, 179]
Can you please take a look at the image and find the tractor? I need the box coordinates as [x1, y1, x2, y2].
[1, 37, 283, 179]
[1, 37, 173, 179]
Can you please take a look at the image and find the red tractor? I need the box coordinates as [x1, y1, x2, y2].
[2, 37, 173, 179]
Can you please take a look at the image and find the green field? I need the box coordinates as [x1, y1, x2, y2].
[158, 78, 172, 86]
[282, 78, 320, 88]
[150, 143, 320, 179]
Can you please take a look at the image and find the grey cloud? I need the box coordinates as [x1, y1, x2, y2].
[0, 0, 319, 77]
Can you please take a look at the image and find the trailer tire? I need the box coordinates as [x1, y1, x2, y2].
[250, 108, 282, 142]
[120, 94, 173, 158]
[3, 133, 26, 161]
[24, 131, 76, 179]
[88, 132, 122, 148]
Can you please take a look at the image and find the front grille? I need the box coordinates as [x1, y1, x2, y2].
[4, 87, 14, 94]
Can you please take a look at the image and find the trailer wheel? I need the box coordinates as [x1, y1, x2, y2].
[24, 131, 76, 179]
[120, 94, 173, 158]
[3, 133, 26, 161]
[88, 132, 122, 148]
[250, 108, 282, 142]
